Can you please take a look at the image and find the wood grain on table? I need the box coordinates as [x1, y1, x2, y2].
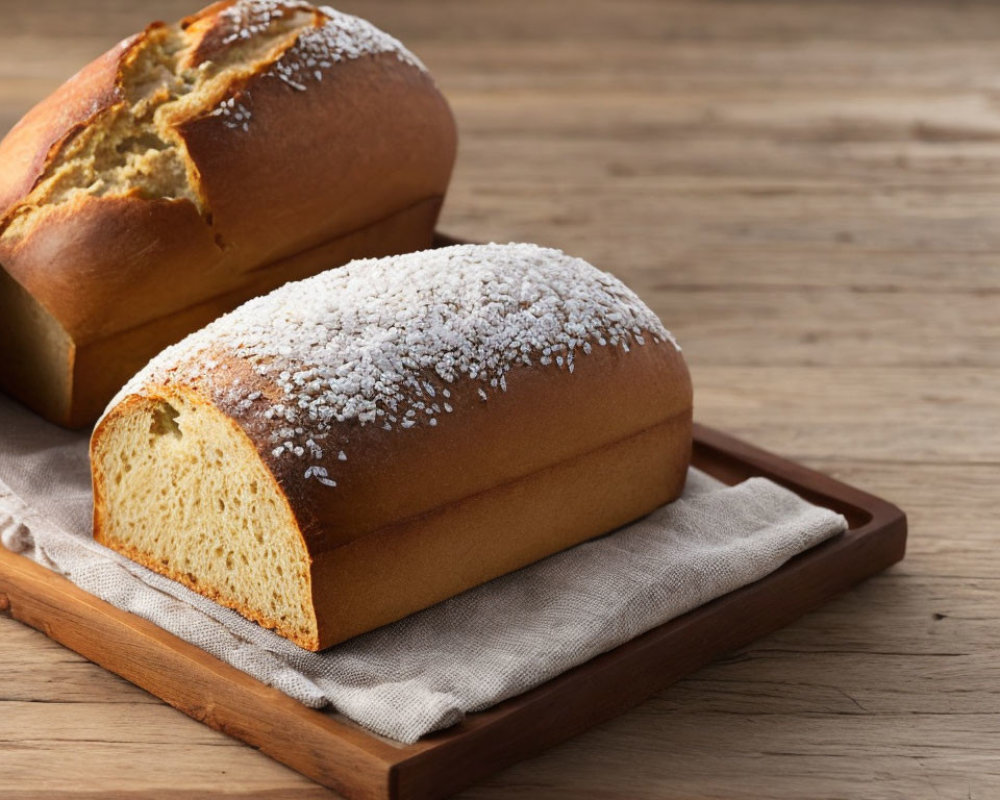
[1, 1, 997, 798]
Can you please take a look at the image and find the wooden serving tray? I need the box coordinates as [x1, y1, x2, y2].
[0, 424, 906, 800]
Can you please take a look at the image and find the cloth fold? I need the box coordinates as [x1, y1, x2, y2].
[0, 394, 846, 743]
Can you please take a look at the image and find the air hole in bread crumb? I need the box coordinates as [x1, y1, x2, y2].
[150, 402, 182, 439]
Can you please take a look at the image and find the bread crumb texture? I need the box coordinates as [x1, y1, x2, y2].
[111, 242, 680, 488]
[1, 1, 425, 239]
[94, 392, 318, 647]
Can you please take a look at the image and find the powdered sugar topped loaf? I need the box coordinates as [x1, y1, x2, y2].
[113, 243, 678, 486]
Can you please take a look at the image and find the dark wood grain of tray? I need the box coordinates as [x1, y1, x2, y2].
[0, 422, 906, 800]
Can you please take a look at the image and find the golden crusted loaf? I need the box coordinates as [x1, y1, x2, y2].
[0, 0, 456, 427]
[91, 243, 693, 650]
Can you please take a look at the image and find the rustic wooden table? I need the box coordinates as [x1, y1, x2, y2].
[2, 1, 998, 798]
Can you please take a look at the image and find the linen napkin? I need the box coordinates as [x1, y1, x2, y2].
[0, 393, 846, 744]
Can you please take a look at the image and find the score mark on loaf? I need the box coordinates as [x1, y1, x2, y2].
[91, 243, 694, 650]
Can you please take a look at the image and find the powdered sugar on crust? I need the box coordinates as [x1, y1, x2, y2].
[219, 0, 423, 84]
[268, 5, 426, 91]
[209, 96, 254, 131]
[217, 0, 312, 44]
[112, 243, 678, 486]
[209, 2, 425, 128]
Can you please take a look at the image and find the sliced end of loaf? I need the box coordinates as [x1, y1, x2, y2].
[0, 265, 74, 425]
[91, 388, 319, 649]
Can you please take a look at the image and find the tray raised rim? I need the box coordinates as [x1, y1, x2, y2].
[0, 423, 907, 800]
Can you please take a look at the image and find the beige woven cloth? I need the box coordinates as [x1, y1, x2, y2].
[0, 394, 846, 743]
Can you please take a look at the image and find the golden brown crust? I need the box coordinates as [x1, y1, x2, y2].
[308, 409, 691, 648]
[0, 1, 456, 428]
[0, 194, 222, 338]
[0, 33, 142, 220]
[175, 53, 456, 273]
[211, 337, 691, 554]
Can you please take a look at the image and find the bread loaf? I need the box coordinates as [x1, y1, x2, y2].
[0, 0, 456, 428]
[91, 243, 693, 650]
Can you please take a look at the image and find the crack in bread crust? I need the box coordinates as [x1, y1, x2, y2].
[0, 6, 316, 241]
